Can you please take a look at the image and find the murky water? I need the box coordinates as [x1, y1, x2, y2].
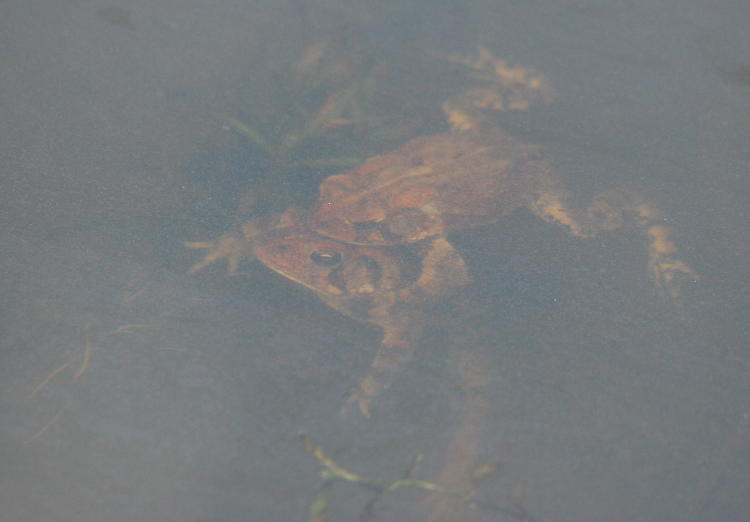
[1, 2, 748, 521]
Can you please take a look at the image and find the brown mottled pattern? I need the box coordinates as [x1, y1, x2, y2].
[314, 129, 542, 244]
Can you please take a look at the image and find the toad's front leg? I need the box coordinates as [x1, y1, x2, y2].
[339, 238, 471, 418]
[185, 220, 269, 275]
[340, 319, 423, 419]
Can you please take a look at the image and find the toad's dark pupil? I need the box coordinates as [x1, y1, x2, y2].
[310, 249, 342, 266]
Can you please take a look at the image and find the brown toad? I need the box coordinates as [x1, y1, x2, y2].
[187, 49, 697, 417]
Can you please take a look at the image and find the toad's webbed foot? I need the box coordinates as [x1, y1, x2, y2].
[628, 196, 699, 307]
[340, 337, 417, 420]
[185, 221, 264, 275]
[185, 233, 249, 276]
[645, 224, 699, 307]
[185, 221, 261, 275]
[340, 383, 375, 419]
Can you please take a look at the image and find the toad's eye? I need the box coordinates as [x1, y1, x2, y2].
[310, 249, 343, 267]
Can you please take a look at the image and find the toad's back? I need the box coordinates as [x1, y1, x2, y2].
[312, 127, 548, 245]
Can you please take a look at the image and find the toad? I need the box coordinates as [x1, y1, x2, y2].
[187, 49, 697, 417]
[187, 205, 471, 417]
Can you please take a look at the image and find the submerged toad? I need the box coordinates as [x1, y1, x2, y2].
[188, 206, 471, 417]
[187, 49, 697, 417]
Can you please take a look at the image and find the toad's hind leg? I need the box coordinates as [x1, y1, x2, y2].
[528, 186, 698, 306]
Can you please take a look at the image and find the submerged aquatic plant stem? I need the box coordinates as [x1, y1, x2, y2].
[300, 434, 473, 521]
